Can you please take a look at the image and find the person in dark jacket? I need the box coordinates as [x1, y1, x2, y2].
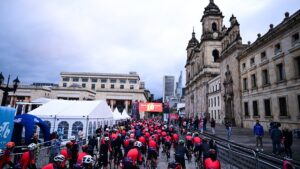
[210, 118, 216, 135]
[271, 126, 283, 155]
[253, 120, 264, 151]
[198, 138, 210, 164]
[174, 140, 188, 169]
[193, 116, 199, 130]
[87, 135, 98, 156]
[209, 139, 218, 158]
[282, 128, 293, 158]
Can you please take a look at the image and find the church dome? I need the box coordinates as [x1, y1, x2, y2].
[201, 0, 223, 20]
[187, 30, 199, 49]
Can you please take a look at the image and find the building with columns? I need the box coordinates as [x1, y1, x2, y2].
[185, 0, 300, 129]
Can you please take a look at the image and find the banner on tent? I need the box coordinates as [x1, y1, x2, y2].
[139, 103, 162, 112]
[0, 106, 15, 149]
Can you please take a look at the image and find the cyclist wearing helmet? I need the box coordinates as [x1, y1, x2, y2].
[193, 132, 202, 153]
[42, 154, 65, 169]
[174, 140, 188, 169]
[19, 143, 37, 169]
[77, 145, 88, 165]
[98, 137, 111, 169]
[185, 132, 193, 151]
[81, 155, 94, 169]
[60, 142, 73, 169]
[203, 149, 221, 169]
[122, 141, 143, 169]
[172, 132, 179, 149]
[147, 136, 158, 168]
[69, 136, 79, 168]
[0, 142, 15, 168]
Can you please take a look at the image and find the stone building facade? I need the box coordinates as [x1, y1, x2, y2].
[185, 0, 223, 118]
[239, 11, 300, 129]
[207, 75, 222, 123]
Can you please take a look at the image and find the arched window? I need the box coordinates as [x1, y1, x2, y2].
[88, 122, 92, 137]
[212, 49, 219, 62]
[212, 22, 217, 32]
[58, 121, 69, 139]
[71, 121, 83, 137]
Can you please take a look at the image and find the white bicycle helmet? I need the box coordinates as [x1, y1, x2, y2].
[53, 154, 65, 162]
[134, 141, 142, 148]
[69, 136, 76, 141]
[82, 155, 94, 164]
[28, 143, 37, 150]
[0, 149, 3, 156]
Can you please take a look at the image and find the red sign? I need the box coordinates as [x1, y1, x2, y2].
[169, 114, 179, 120]
[139, 102, 163, 112]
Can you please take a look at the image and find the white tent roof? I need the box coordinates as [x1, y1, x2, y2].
[112, 108, 123, 120]
[121, 109, 131, 119]
[28, 100, 113, 119]
[31, 97, 52, 104]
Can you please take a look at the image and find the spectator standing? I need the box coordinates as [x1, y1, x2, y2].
[282, 127, 293, 158]
[78, 130, 84, 146]
[48, 135, 61, 163]
[271, 125, 283, 155]
[225, 121, 232, 140]
[193, 116, 199, 131]
[203, 116, 207, 131]
[210, 118, 216, 135]
[253, 120, 264, 151]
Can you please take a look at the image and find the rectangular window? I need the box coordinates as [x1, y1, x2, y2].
[279, 97, 287, 116]
[275, 43, 281, 54]
[208, 99, 210, 107]
[262, 69, 269, 85]
[243, 78, 248, 90]
[218, 110, 220, 119]
[63, 83, 67, 87]
[214, 97, 216, 106]
[130, 85, 134, 89]
[120, 79, 126, 83]
[277, 63, 285, 81]
[292, 33, 299, 45]
[250, 57, 255, 66]
[91, 78, 97, 83]
[110, 79, 116, 83]
[218, 96, 220, 106]
[101, 79, 107, 83]
[101, 84, 105, 88]
[120, 85, 124, 89]
[62, 77, 69, 81]
[253, 101, 258, 116]
[82, 83, 86, 88]
[129, 80, 137, 84]
[261, 51, 266, 61]
[82, 78, 88, 82]
[264, 99, 271, 117]
[244, 102, 249, 116]
[73, 77, 79, 82]
[91, 84, 95, 90]
[242, 63, 246, 70]
[251, 74, 257, 88]
[295, 57, 300, 77]
[111, 84, 115, 89]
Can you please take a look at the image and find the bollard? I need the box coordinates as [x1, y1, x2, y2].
[251, 149, 258, 169]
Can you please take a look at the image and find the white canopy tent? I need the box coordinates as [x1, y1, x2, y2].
[112, 108, 123, 121]
[28, 100, 114, 139]
[121, 109, 131, 119]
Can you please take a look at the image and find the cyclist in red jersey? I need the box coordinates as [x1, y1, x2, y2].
[60, 142, 73, 169]
[0, 142, 15, 168]
[147, 136, 158, 167]
[193, 132, 202, 152]
[172, 133, 179, 149]
[77, 145, 88, 165]
[19, 143, 37, 169]
[138, 136, 146, 155]
[42, 155, 65, 169]
[185, 132, 193, 151]
[122, 141, 143, 169]
[204, 149, 221, 169]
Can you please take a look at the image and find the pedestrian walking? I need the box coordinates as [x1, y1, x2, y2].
[282, 127, 293, 158]
[271, 125, 283, 155]
[225, 120, 232, 140]
[253, 120, 264, 151]
[210, 118, 216, 135]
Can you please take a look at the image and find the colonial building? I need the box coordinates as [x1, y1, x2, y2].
[207, 75, 222, 123]
[185, 0, 223, 118]
[185, 0, 300, 129]
[239, 11, 300, 129]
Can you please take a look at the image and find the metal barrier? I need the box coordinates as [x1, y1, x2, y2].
[202, 133, 300, 169]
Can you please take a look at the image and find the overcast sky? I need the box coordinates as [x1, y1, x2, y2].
[0, 0, 298, 98]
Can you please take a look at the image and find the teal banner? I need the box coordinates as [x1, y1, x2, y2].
[0, 106, 16, 149]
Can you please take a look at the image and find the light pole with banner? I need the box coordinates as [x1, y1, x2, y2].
[0, 72, 20, 106]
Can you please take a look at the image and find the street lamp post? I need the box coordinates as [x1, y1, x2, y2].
[0, 72, 20, 106]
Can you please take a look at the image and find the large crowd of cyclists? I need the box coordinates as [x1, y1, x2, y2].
[0, 118, 221, 169]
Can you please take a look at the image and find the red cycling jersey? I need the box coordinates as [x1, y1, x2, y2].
[193, 136, 202, 145]
[148, 140, 157, 149]
[20, 151, 35, 169]
[126, 148, 142, 165]
[77, 152, 87, 164]
[41, 163, 55, 169]
[138, 136, 146, 145]
[204, 158, 221, 169]
[185, 135, 193, 141]
[123, 139, 130, 148]
[164, 136, 172, 143]
[172, 134, 179, 142]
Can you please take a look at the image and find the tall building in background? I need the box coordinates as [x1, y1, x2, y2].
[163, 76, 175, 102]
[175, 71, 183, 98]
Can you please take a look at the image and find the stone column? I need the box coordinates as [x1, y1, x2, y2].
[125, 100, 129, 113]
[110, 100, 114, 110]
